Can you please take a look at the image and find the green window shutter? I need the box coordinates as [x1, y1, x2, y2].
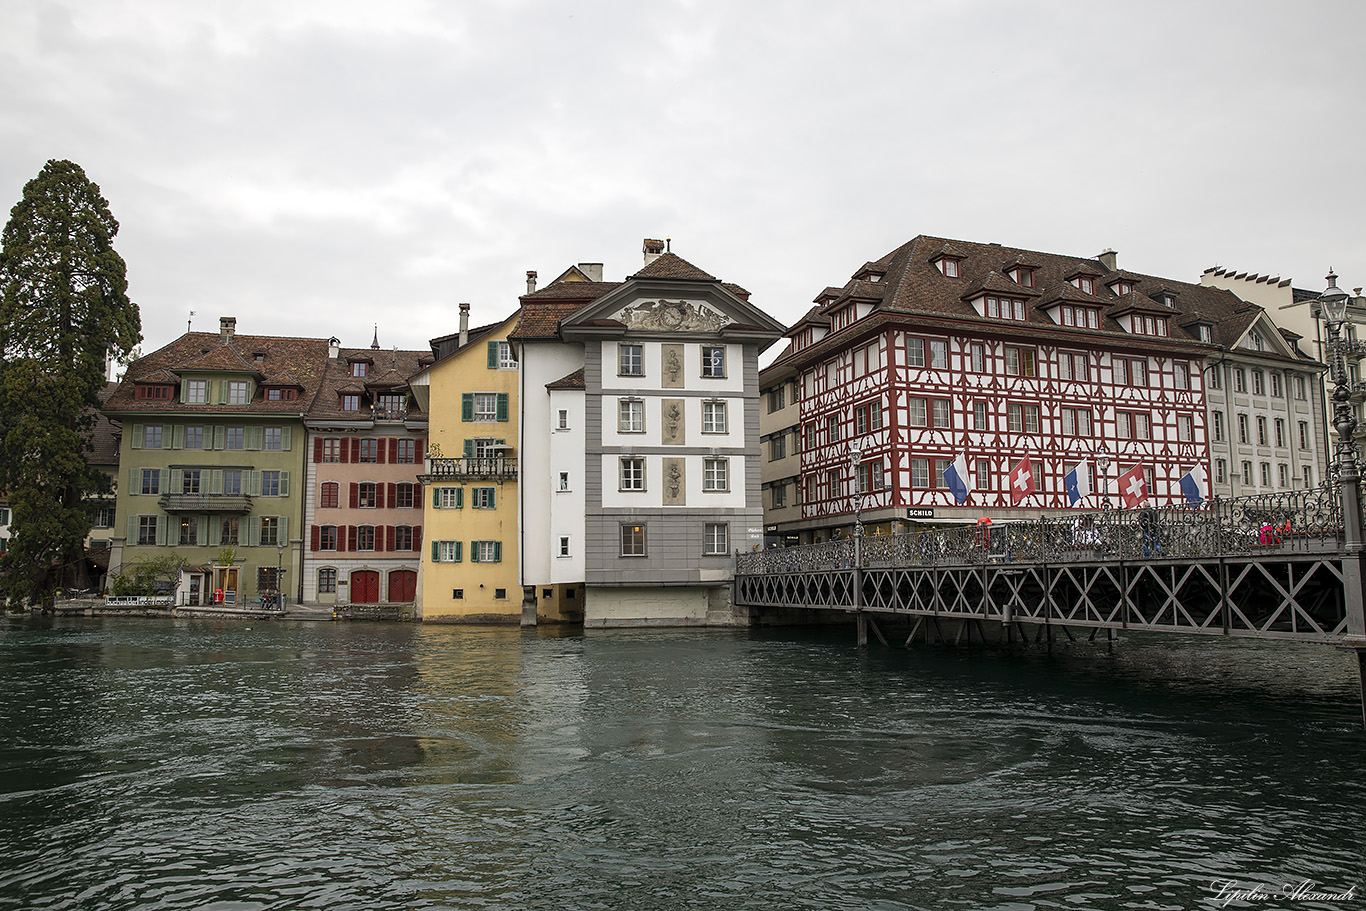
[455, 541, 462, 562]
[208, 518, 221, 546]
[432, 487, 441, 508]
[210, 470, 224, 495]
[127, 515, 137, 542]
[172, 425, 184, 449]
[462, 393, 473, 421]
[246, 471, 261, 497]
[278, 516, 288, 542]
[463, 439, 474, 458]
[279, 471, 290, 498]
[158, 425, 169, 449]
[488, 488, 496, 509]
[156, 515, 168, 546]
[129, 468, 140, 494]
[455, 488, 463, 508]
[243, 520, 257, 548]
[469, 541, 478, 563]
[493, 541, 502, 563]
[245, 426, 263, 450]
[487, 341, 499, 368]
[169, 469, 183, 492]
[130, 424, 143, 449]
[197, 515, 209, 545]
[281, 427, 293, 450]
[431, 540, 440, 562]
[213, 426, 225, 450]
[217, 381, 228, 405]
[496, 393, 509, 422]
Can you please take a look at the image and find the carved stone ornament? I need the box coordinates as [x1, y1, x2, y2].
[663, 399, 684, 444]
[616, 299, 730, 333]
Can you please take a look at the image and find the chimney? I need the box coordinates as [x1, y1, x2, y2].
[526, 270, 538, 294]
[1097, 249, 1118, 271]
[219, 316, 236, 344]
[459, 302, 470, 347]
[643, 238, 665, 266]
[328, 336, 340, 359]
[579, 262, 604, 282]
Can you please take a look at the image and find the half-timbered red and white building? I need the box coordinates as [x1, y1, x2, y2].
[761, 236, 1251, 542]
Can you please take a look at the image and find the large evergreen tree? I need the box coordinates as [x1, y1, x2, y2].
[0, 160, 141, 607]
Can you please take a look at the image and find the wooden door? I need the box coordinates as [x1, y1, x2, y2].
[388, 570, 416, 603]
[350, 570, 380, 603]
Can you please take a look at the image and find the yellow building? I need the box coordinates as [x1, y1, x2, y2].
[409, 308, 524, 622]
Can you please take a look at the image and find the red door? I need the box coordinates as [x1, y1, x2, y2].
[350, 570, 380, 603]
[389, 570, 416, 603]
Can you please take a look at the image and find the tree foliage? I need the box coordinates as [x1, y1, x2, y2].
[0, 160, 141, 607]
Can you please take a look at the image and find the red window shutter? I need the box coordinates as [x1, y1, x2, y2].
[311, 525, 320, 551]
[413, 526, 422, 551]
[376, 484, 386, 509]
[337, 526, 347, 553]
[352, 438, 361, 462]
[387, 483, 397, 507]
[386, 526, 395, 552]
[378, 438, 387, 464]
[349, 483, 359, 509]
[313, 437, 323, 463]
[339, 438, 349, 463]
[347, 525, 358, 551]
[389, 438, 399, 463]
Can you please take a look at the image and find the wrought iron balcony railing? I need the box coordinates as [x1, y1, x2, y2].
[158, 493, 253, 513]
[423, 457, 518, 481]
[371, 403, 409, 422]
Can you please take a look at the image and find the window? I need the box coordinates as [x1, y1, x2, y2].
[1260, 463, 1271, 487]
[322, 439, 342, 463]
[1304, 465, 1313, 487]
[138, 516, 158, 545]
[140, 469, 160, 495]
[1178, 416, 1193, 442]
[143, 425, 163, 449]
[932, 398, 952, 429]
[1253, 371, 1264, 395]
[473, 393, 497, 422]
[318, 568, 337, 593]
[937, 256, 962, 277]
[469, 540, 501, 563]
[376, 393, 404, 415]
[703, 458, 728, 492]
[1061, 407, 1092, 437]
[704, 523, 728, 555]
[1216, 459, 1227, 485]
[437, 488, 463, 509]
[226, 381, 249, 405]
[910, 458, 929, 488]
[358, 482, 377, 508]
[320, 482, 340, 508]
[318, 526, 338, 551]
[1213, 411, 1225, 442]
[1299, 421, 1310, 450]
[262, 471, 282, 497]
[771, 483, 787, 509]
[1114, 359, 1128, 386]
[223, 470, 243, 496]
[702, 401, 727, 434]
[621, 457, 645, 491]
[1004, 346, 1036, 377]
[260, 517, 279, 547]
[701, 346, 726, 377]
[855, 401, 883, 435]
[557, 409, 569, 430]
[356, 526, 376, 551]
[184, 426, 204, 450]
[1174, 363, 1190, 390]
[178, 517, 197, 546]
[472, 487, 497, 509]
[1118, 412, 1150, 440]
[827, 414, 841, 443]
[1209, 367, 1221, 390]
[770, 433, 786, 461]
[180, 469, 201, 494]
[1238, 414, 1249, 444]
[434, 540, 462, 563]
[359, 439, 379, 463]
[1131, 360, 1147, 386]
[1256, 416, 1267, 446]
[341, 394, 360, 412]
[1058, 352, 1089, 382]
[220, 516, 240, 545]
[262, 428, 282, 451]
[619, 399, 645, 433]
[1278, 464, 1289, 488]
[558, 471, 570, 492]
[266, 387, 297, 402]
[1295, 376, 1307, 400]
[973, 401, 987, 430]
[225, 427, 244, 450]
[395, 483, 416, 509]
[909, 399, 927, 428]
[92, 506, 114, 528]
[186, 380, 208, 404]
[1013, 267, 1035, 288]
[1234, 369, 1246, 393]
[929, 339, 948, 369]
[1274, 419, 1286, 448]
[396, 439, 416, 464]
[857, 461, 884, 494]
[495, 340, 517, 369]
[1111, 279, 1134, 295]
[619, 344, 643, 376]
[559, 536, 571, 557]
[984, 296, 1026, 321]
[351, 361, 368, 377]
[906, 339, 926, 368]
[620, 525, 646, 556]
[1242, 461, 1253, 486]
[826, 467, 841, 498]
[1271, 373, 1283, 398]
[971, 343, 986, 373]
[768, 386, 785, 412]
[976, 459, 991, 491]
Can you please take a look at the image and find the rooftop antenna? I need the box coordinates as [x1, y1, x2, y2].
[187, 310, 195, 334]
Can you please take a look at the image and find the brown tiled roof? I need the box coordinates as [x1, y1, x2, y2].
[510, 301, 590, 341]
[85, 383, 121, 467]
[175, 344, 262, 375]
[630, 252, 717, 282]
[959, 270, 1041, 301]
[105, 332, 332, 415]
[546, 368, 585, 390]
[306, 346, 430, 422]
[520, 281, 620, 302]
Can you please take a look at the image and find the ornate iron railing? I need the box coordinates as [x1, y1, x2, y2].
[158, 494, 253, 513]
[738, 487, 1344, 575]
[421, 457, 518, 482]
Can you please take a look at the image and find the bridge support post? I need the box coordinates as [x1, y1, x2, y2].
[856, 612, 867, 648]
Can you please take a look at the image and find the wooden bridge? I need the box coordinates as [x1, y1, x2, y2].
[735, 487, 1366, 718]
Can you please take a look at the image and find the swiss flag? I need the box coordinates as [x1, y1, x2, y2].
[1008, 455, 1036, 505]
[1118, 464, 1149, 509]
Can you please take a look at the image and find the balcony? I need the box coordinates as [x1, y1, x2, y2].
[372, 403, 409, 422]
[423, 457, 518, 482]
[158, 493, 253, 513]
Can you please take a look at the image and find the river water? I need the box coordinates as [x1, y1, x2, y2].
[0, 616, 1363, 911]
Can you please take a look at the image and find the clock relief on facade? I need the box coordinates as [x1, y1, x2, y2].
[617, 300, 730, 333]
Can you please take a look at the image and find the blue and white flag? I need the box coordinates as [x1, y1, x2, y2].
[942, 454, 973, 505]
[1064, 461, 1092, 506]
[1179, 464, 1208, 506]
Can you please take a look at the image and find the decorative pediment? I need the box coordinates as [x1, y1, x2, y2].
[613, 299, 732, 333]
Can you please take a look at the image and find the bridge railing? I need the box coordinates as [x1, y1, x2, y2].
[737, 486, 1344, 575]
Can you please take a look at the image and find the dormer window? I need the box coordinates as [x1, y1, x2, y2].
[253, 352, 266, 365]
[1011, 267, 1036, 288]
[1159, 293, 1177, 309]
[936, 256, 963, 278]
[351, 361, 368, 377]
[1110, 280, 1134, 296]
[1074, 275, 1097, 295]
[1058, 305, 1100, 330]
[265, 387, 298, 402]
[831, 305, 856, 331]
[1196, 324, 1213, 343]
[341, 393, 360, 411]
[984, 296, 1026, 321]
[134, 383, 175, 401]
[1132, 315, 1169, 337]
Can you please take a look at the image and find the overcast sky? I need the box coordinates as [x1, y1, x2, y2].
[3, 0, 1363, 358]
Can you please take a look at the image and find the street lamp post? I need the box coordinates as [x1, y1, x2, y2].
[1095, 446, 1112, 510]
[276, 541, 285, 611]
[1319, 271, 1366, 728]
[848, 441, 865, 643]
